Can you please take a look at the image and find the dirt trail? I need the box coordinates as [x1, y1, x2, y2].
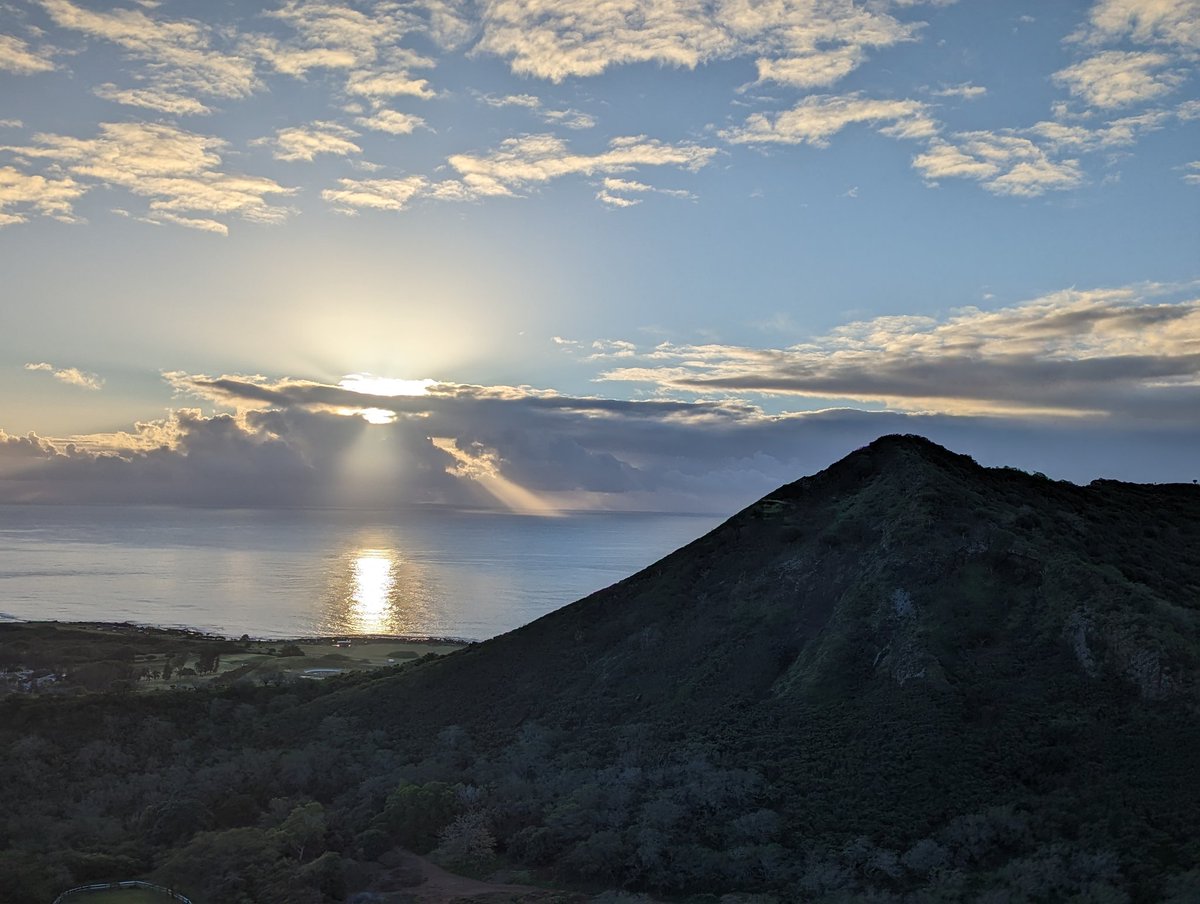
[391, 849, 578, 902]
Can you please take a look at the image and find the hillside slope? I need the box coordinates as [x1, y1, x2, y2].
[3, 435, 1199, 903]
[316, 434, 1200, 894]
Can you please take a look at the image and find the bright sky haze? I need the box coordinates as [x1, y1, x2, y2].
[1, 0, 1198, 512]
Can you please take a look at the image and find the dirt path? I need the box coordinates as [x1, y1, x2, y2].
[391, 849, 578, 902]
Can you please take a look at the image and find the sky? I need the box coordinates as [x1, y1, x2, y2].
[1, 0, 1198, 513]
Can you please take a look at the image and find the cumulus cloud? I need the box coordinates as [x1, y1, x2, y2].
[321, 175, 428, 213]
[354, 109, 426, 134]
[39, 0, 257, 99]
[92, 83, 212, 116]
[1054, 50, 1183, 109]
[0, 165, 87, 227]
[0, 33, 56, 74]
[912, 132, 1083, 196]
[472, 0, 917, 87]
[723, 94, 937, 147]
[322, 134, 717, 212]
[446, 134, 718, 198]
[596, 284, 1200, 420]
[2, 122, 295, 231]
[256, 0, 440, 105]
[1078, 0, 1200, 50]
[254, 121, 362, 162]
[24, 362, 103, 390]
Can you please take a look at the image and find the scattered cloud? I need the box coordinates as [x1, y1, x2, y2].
[254, 121, 362, 162]
[931, 82, 987, 99]
[596, 284, 1200, 420]
[912, 132, 1083, 196]
[1054, 50, 1183, 109]
[542, 109, 598, 130]
[478, 93, 542, 109]
[354, 109, 426, 134]
[2, 122, 295, 231]
[322, 175, 428, 213]
[441, 134, 718, 203]
[1184, 162, 1200, 186]
[0, 33, 56, 74]
[0, 165, 87, 227]
[472, 0, 918, 87]
[475, 93, 597, 130]
[1078, 0, 1200, 50]
[92, 83, 213, 116]
[723, 94, 937, 147]
[596, 176, 694, 207]
[39, 0, 257, 99]
[24, 362, 103, 390]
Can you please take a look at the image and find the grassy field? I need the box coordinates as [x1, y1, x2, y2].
[1, 622, 465, 694]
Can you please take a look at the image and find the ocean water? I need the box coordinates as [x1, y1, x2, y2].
[0, 505, 723, 640]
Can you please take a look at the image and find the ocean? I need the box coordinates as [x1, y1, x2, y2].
[0, 504, 723, 640]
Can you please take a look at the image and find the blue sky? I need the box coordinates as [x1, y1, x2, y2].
[1, 0, 1198, 512]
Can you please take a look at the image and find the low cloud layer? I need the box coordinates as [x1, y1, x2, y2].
[593, 284, 1200, 421]
[3, 283, 1198, 512]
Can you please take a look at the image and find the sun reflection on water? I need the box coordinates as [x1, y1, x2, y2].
[350, 549, 396, 633]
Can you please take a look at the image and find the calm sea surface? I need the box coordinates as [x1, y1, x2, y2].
[0, 505, 723, 640]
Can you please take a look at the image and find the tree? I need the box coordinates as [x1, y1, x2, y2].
[276, 801, 327, 862]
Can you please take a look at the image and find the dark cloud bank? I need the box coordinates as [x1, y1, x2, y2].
[2, 375, 1196, 513]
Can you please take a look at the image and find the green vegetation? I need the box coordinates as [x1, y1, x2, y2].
[0, 623, 463, 694]
[3, 436, 1199, 903]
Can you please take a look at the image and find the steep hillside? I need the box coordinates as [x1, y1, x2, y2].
[314, 434, 1200, 894]
[3, 435, 1199, 903]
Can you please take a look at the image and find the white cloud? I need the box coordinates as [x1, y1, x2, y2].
[1054, 50, 1183, 109]
[1184, 162, 1200, 186]
[345, 67, 434, 100]
[321, 175, 428, 213]
[722, 94, 936, 147]
[597, 283, 1200, 419]
[39, 0, 257, 98]
[322, 134, 713, 213]
[542, 109, 598, 130]
[354, 109, 426, 134]
[1081, 0, 1200, 50]
[597, 176, 694, 207]
[912, 132, 1083, 196]
[0, 33, 56, 74]
[92, 83, 212, 116]
[24, 362, 103, 390]
[473, 0, 917, 87]
[479, 93, 542, 109]
[445, 133, 718, 200]
[4, 122, 295, 231]
[0, 165, 87, 227]
[254, 121, 362, 162]
[931, 82, 986, 99]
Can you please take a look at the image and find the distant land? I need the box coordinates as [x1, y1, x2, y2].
[2, 435, 1198, 903]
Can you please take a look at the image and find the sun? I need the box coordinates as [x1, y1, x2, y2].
[339, 374, 436, 397]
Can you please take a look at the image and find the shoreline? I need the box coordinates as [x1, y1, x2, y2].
[0, 618, 477, 647]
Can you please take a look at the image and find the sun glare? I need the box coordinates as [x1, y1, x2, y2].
[339, 374, 436, 397]
[350, 550, 395, 632]
[358, 408, 397, 425]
